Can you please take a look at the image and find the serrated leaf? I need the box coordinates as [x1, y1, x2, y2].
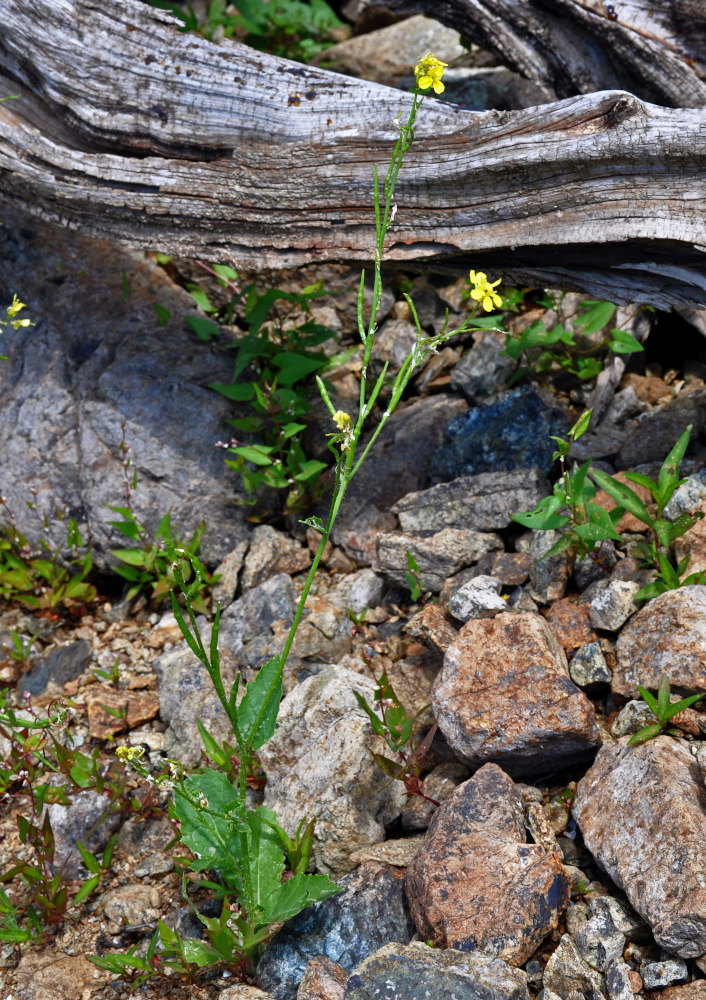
[236, 655, 282, 751]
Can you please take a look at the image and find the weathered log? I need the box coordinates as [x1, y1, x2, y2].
[1, 0, 705, 308]
[358, 0, 706, 109]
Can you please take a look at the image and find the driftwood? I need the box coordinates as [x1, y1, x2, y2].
[359, 0, 706, 109]
[1, 0, 705, 308]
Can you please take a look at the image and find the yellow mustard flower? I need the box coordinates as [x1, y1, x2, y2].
[333, 410, 354, 451]
[414, 52, 448, 95]
[469, 270, 503, 312]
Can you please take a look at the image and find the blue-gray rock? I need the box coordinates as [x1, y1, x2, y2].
[641, 957, 688, 989]
[604, 960, 635, 1000]
[219, 573, 296, 678]
[255, 861, 415, 1000]
[449, 332, 517, 403]
[23, 640, 89, 696]
[430, 386, 569, 482]
[447, 575, 506, 622]
[345, 941, 530, 1000]
[46, 790, 122, 879]
[574, 908, 626, 971]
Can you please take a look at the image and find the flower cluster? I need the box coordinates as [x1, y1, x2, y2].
[1, 295, 33, 331]
[414, 52, 448, 95]
[116, 745, 145, 763]
[333, 410, 354, 452]
[469, 270, 503, 312]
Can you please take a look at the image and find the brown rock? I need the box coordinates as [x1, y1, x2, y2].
[593, 471, 654, 533]
[546, 600, 600, 652]
[348, 837, 424, 868]
[12, 951, 108, 1000]
[572, 736, 706, 957]
[432, 612, 600, 777]
[405, 764, 570, 965]
[621, 373, 672, 406]
[85, 688, 160, 739]
[297, 955, 348, 1000]
[490, 551, 533, 586]
[674, 498, 706, 576]
[241, 524, 312, 592]
[628, 971, 644, 993]
[655, 983, 706, 1000]
[613, 586, 706, 699]
[101, 883, 161, 932]
[404, 602, 459, 656]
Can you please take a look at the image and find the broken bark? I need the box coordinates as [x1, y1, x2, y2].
[1, 0, 705, 308]
[358, 0, 706, 109]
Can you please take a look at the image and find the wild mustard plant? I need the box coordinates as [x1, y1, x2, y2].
[1, 294, 33, 361]
[99, 52, 505, 985]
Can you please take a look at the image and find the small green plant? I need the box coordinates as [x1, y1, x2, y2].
[404, 551, 424, 603]
[1, 630, 37, 672]
[95, 50, 507, 987]
[0, 694, 153, 943]
[628, 673, 706, 745]
[0, 497, 96, 612]
[146, 0, 344, 62]
[512, 415, 706, 600]
[354, 666, 439, 804]
[92, 656, 121, 689]
[503, 294, 644, 385]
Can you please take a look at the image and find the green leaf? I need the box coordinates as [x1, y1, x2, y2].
[69, 766, 95, 788]
[280, 422, 306, 441]
[573, 504, 623, 544]
[293, 460, 327, 483]
[657, 426, 691, 506]
[608, 328, 644, 354]
[637, 685, 659, 716]
[510, 495, 567, 531]
[590, 468, 652, 526]
[628, 723, 664, 746]
[181, 937, 222, 967]
[197, 719, 229, 767]
[574, 301, 616, 335]
[186, 283, 217, 313]
[210, 382, 256, 401]
[271, 352, 323, 387]
[656, 552, 680, 589]
[371, 753, 405, 779]
[353, 692, 386, 738]
[259, 870, 340, 925]
[154, 304, 171, 327]
[110, 548, 149, 567]
[212, 263, 239, 285]
[73, 874, 100, 906]
[76, 841, 101, 875]
[236, 656, 282, 751]
[570, 409, 593, 442]
[656, 674, 671, 719]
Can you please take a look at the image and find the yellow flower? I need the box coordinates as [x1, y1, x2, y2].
[414, 52, 448, 95]
[116, 745, 145, 763]
[469, 270, 503, 312]
[332, 410, 354, 451]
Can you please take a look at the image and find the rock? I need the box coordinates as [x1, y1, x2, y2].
[11, 950, 107, 1000]
[85, 687, 159, 739]
[153, 621, 240, 767]
[316, 15, 466, 88]
[0, 207, 251, 571]
[613, 586, 706, 699]
[393, 468, 547, 534]
[256, 861, 415, 1000]
[405, 764, 570, 964]
[589, 581, 640, 631]
[220, 988, 275, 1000]
[604, 959, 637, 1000]
[565, 901, 590, 937]
[543, 934, 605, 999]
[258, 667, 407, 876]
[430, 385, 569, 482]
[329, 394, 467, 564]
[450, 331, 517, 403]
[344, 568, 385, 615]
[401, 761, 470, 831]
[609, 699, 657, 737]
[618, 389, 706, 469]
[115, 815, 176, 875]
[570, 642, 612, 690]
[375, 527, 502, 593]
[590, 894, 650, 944]
[296, 955, 348, 1000]
[447, 575, 506, 621]
[528, 530, 570, 603]
[664, 468, 706, 521]
[654, 983, 706, 1000]
[101, 883, 162, 932]
[211, 539, 249, 611]
[432, 613, 600, 777]
[525, 800, 563, 858]
[574, 909, 626, 971]
[369, 318, 419, 381]
[287, 594, 353, 681]
[23, 640, 90, 696]
[489, 551, 534, 586]
[573, 736, 706, 957]
[673, 496, 706, 577]
[347, 837, 424, 869]
[546, 600, 600, 653]
[240, 525, 311, 593]
[404, 606, 459, 665]
[45, 790, 122, 879]
[345, 940, 531, 1000]
[640, 957, 688, 989]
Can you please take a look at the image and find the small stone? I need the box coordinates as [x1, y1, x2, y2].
[449, 330, 518, 403]
[102, 884, 162, 932]
[629, 971, 644, 993]
[589, 580, 640, 631]
[546, 600, 600, 652]
[543, 799, 570, 834]
[490, 551, 533, 586]
[404, 603, 459, 656]
[565, 901, 590, 937]
[640, 958, 688, 989]
[375, 527, 503, 593]
[543, 934, 605, 999]
[605, 959, 637, 1000]
[525, 960, 544, 986]
[613, 585, 706, 699]
[590, 895, 650, 944]
[525, 801, 563, 858]
[653, 983, 706, 1000]
[210, 539, 249, 611]
[529, 530, 570, 604]
[345, 940, 531, 1000]
[220, 987, 274, 1000]
[574, 910, 626, 971]
[447, 575, 506, 621]
[296, 955, 347, 1000]
[46, 790, 122, 879]
[240, 524, 311, 593]
[347, 837, 424, 869]
[23, 640, 90, 696]
[609, 699, 656, 737]
[345, 569, 385, 615]
[570, 642, 612, 690]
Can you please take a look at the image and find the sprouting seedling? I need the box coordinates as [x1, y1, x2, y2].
[628, 673, 706, 746]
